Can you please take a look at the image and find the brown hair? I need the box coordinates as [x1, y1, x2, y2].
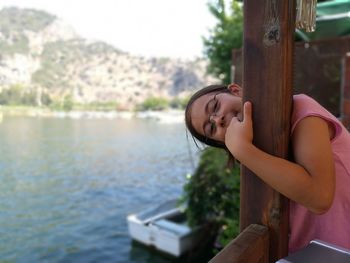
[185, 84, 230, 149]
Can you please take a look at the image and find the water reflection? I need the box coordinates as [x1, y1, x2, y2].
[0, 116, 199, 262]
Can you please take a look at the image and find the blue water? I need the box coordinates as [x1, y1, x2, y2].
[0, 116, 198, 263]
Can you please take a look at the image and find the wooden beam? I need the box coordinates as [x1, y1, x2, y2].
[209, 224, 269, 263]
[241, 0, 295, 261]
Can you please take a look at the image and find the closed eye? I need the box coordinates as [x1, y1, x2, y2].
[209, 95, 220, 115]
[203, 93, 220, 138]
[213, 100, 219, 113]
[208, 97, 216, 114]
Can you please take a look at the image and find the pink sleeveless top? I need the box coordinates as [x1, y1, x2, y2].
[289, 94, 350, 252]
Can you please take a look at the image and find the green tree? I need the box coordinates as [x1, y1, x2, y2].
[180, 147, 240, 249]
[41, 92, 53, 106]
[203, 0, 243, 84]
[21, 90, 37, 106]
[178, 1, 243, 252]
[63, 94, 73, 111]
[169, 96, 190, 109]
[0, 84, 24, 105]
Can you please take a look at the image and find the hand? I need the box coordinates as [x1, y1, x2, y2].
[225, 101, 253, 157]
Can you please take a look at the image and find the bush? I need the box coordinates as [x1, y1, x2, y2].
[48, 100, 63, 111]
[0, 84, 38, 106]
[138, 97, 169, 111]
[63, 95, 73, 111]
[41, 92, 52, 106]
[0, 85, 22, 105]
[74, 101, 119, 111]
[180, 147, 240, 249]
[21, 90, 37, 105]
[48, 95, 73, 111]
[169, 96, 190, 109]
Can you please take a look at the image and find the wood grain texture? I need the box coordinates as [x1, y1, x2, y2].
[240, 0, 295, 261]
[209, 224, 269, 263]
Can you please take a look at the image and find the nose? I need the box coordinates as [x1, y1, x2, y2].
[210, 114, 224, 127]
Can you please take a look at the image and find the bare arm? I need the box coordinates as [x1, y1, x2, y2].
[225, 102, 335, 214]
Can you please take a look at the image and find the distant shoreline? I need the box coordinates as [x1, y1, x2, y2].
[0, 106, 185, 123]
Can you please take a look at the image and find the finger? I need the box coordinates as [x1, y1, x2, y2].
[229, 116, 240, 125]
[243, 101, 252, 122]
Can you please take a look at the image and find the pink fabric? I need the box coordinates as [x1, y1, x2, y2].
[289, 94, 350, 252]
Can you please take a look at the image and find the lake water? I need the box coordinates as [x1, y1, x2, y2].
[0, 116, 199, 263]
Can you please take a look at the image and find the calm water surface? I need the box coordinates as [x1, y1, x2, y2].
[0, 116, 199, 263]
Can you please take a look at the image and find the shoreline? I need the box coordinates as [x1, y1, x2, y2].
[0, 107, 185, 123]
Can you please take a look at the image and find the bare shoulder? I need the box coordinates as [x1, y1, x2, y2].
[291, 116, 335, 181]
[291, 116, 336, 213]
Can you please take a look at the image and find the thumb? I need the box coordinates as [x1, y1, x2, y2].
[243, 101, 252, 122]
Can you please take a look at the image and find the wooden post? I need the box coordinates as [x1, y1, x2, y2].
[241, 0, 295, 261]
[341, 53, 350, 130]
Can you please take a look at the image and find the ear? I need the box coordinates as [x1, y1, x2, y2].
[227, 83, 242, 97]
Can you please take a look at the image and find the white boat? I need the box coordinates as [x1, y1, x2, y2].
[127, 199, 202, 257]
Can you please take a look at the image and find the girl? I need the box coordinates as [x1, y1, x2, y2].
[185, 83, 350, 252]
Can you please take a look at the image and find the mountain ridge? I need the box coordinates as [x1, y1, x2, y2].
[0, 7, 218, 110]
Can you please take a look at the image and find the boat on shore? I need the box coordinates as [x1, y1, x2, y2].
[127, 199, 202, 257]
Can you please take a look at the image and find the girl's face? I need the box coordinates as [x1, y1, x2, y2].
[189, 85, 243, 143]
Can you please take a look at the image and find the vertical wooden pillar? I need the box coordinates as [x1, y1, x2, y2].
[241, 0, 295, 261]
[341, 53, 350, 130]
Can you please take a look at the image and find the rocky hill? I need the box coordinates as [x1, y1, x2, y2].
[0, 7, 218, 110]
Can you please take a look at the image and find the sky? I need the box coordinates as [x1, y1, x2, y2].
[0, 0, 218, 59]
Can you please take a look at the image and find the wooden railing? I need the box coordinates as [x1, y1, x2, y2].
[209, 224, 269, 263]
